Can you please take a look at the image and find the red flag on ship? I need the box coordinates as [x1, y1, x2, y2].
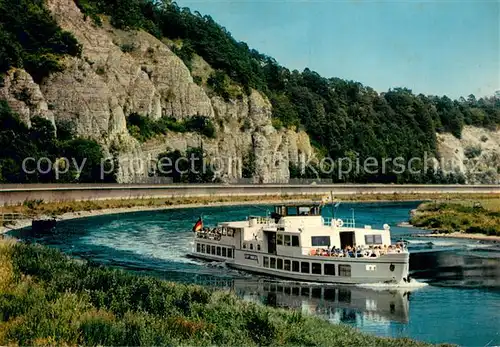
[192, 217, 203, 232]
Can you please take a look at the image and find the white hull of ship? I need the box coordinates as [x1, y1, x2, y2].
[188, 249, 409, 285]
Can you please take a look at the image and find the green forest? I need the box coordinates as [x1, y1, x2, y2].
[0, 0, 499, 183]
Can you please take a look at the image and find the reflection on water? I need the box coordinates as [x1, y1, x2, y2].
[210, 279, 412, 324]
[7, 202, 500, 346]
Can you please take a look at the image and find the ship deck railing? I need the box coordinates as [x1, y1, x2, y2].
[323, 217, 356, 228]
[250, 216, 278, 227]
[195, 231, 222, 241]
[303, 245, 408, 258]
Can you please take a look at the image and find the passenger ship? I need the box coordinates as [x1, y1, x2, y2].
[189, 202, 410, 284]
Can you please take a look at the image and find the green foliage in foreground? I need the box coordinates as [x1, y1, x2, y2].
[0, 242, 448, 346]
[126, 113, 216, 142]
[410, 202, 500, 236]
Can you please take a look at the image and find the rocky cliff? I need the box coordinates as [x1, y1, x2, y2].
[0, 0, 315, 183]
[1, 0, 497, 184]
[437, 126, 500, 184]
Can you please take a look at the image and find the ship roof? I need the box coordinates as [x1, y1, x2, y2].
[274, 201, 323, 207]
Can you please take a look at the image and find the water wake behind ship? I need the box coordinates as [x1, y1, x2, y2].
[356, 278, 428, 291]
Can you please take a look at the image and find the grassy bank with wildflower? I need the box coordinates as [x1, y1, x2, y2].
[410, 198, 500, 236]
[0, 239, 452, 346]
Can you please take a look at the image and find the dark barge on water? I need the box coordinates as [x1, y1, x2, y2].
[32, 218, 57, 232]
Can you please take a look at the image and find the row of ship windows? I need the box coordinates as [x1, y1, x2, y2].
[277, 234, 300, 247]
[263, 256, 352, 277]
[263, 284, 352, 304]
[243, 243, 261, 251]
[196, 243, 234, 258]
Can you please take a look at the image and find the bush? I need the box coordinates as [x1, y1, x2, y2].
[271, 118, 283, 130]
[126, 114, 216, 142]
[120, 43, 136, 53]
[207, 70, 231, 101]
[171, 42, 195, 71]
[156, 147, 218, 183]
[184, 116, 216, 138]
[193, 75, 202, 85]
[464, 145, 482, 159]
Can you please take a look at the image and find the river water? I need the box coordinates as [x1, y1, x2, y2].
[8, 202, 500, 346]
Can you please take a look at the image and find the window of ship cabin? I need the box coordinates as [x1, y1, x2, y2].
[211, 246, 216, 254]
[287, 207, 298, 216]
[301, 262, 310, 274]
[275, 206, 284, 216]
[298, 206, 311, 215]
[227, 229, 234, 237]
[277, 234, 283, 245]
[217, 247, 221, 256]
[312, 262, 322, 275]
[270, 257, 276, 269]
[292, 235, 299, 247]
[243, 243, 247, 249]
[311, 236, 330, 247]
[222, 248, 227, 257]
[257, 244, 261, 251]
[324, 264, 335, 276]
[284, 235, 291, 246]
[263, 256, 269, 268]
[227, 248, 233, 258]
[292, 260, 300, 272]
[339, 264, 351, 277]
[201, 244, 205, 253]
[250, 244, 254, 250]
[284, 259, 291, 271]
[277, 258, 283, 270]
[365, 234, 383, 245]
[196, 243, 201, 252]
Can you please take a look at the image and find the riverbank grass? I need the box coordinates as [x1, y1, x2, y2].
[2, 193, 499, 218]
[0, 239, 451, 346]
[410, 199, 500, 236]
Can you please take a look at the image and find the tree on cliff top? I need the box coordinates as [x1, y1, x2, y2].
[0, 0, 81, 83]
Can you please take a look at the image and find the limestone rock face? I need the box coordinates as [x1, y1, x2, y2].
[0, 0, 317, 183]
[0, 69, 55, 128]
[437, 126, 500, 184]
[1, 0, 497, 185]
